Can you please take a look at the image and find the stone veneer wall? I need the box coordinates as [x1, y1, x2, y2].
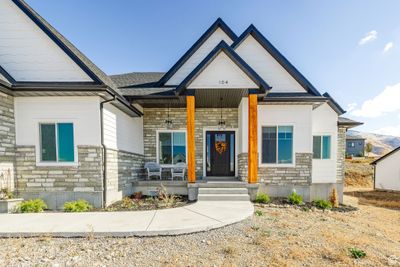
[238, 152, 312, 185]
[336, 126, 347, 183]
[143, 108, 238, 178]
[15, 145, 103, 209]
[105, 148, 144, 205]
[0, 92, 16, 191]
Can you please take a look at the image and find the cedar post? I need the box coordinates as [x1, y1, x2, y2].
[187, 96, 196, 183]
[248, 94, 258, 183]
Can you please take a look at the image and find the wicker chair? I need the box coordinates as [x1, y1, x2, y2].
[171, 162, 187, 181]
[144, 162, 162, 180]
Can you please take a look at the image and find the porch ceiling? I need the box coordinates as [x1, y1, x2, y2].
[130, 88, 249, 108]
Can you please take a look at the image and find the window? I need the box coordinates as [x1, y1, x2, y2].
[261, 126, 293, 164]
[40, 123, 74, 162]
[313, 135, 331, 159]
[158, 131, 186, 164]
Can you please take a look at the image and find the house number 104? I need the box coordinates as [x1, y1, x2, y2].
[219, 80, 229, 84]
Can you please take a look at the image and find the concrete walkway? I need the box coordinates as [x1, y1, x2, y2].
[0, 201, 253, 237]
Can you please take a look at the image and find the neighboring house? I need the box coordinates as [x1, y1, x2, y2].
[346, 136, 366, 157]
[0, 0, 362, 209]
[371, 147, 400, 192]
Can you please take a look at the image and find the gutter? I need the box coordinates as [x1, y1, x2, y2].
[100, 94, 116, 208]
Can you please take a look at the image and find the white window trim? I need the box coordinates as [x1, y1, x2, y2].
[156, 129, 187, 167]
[36, 120, 78, 167]
[313, 134, 331, 160]
[259, 124, 295, 167]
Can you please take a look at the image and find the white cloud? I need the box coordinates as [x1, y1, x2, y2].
[358, 30, 378, 45]
[351, 82, 400, 118]
[373, 125, 400, 137]
[346, 102, 357, 112]
[383, 42, 394, 53]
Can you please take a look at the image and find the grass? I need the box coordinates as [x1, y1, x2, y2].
[345, 189, 400, 210]
[349, 247, 367, 259]
[345, 158, 374, 187]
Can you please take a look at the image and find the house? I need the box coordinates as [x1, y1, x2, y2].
[0, 0, 363, 209]
[346, 136, 366, 157]
[371, 147, 400, 191]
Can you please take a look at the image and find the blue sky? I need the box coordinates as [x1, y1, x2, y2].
[27, 0, 400, 137]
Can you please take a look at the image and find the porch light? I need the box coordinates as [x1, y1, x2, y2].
[165, 104, 173, 129]
[218, 97, 226, 129]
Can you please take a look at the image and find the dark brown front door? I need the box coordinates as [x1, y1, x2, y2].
[206, 131, 235, 176]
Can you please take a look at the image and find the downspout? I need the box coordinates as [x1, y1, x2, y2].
[100, 95, 116, 208]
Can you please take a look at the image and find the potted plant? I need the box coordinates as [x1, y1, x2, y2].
[0, 188, 23, 213]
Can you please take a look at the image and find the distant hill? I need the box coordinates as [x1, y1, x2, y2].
[347, 130, 400, 156]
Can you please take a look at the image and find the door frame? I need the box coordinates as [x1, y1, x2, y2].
[202, 127, 238, 178]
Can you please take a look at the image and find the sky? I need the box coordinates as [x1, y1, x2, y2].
[26, 0, 400, 137]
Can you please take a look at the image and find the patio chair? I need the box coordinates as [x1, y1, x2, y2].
[171, 162, 187, 181]
[144, 162, 162, 180]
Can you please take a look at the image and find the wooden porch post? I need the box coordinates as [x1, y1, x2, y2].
[187, 95, 196, 183]
[248, 94, 258, 183]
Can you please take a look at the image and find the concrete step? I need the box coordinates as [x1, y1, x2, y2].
[197, 182, 247, 188]
[198, 187, 248, 194]
[205, 176, 239, 181]
[197, 194, 250, 201]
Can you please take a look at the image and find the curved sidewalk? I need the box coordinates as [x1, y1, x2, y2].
[0, 201, 254, 237]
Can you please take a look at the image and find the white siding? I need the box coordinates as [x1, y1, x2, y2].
[166, 28, 233, 85]
[375, 150, 400, 191]
[103, 103, 143, 154]
[235, 35, 306, 93]
[312, 103, 338, 183]
[0, 0, 92, 82]
[238, 98, 312, 157]
[15, 97, 101, 164]
[188, 51, 258, 89]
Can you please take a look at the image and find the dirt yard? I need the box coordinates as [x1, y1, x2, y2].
[0, 195, 399, 266]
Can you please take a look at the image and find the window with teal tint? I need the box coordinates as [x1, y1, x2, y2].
[57, 123, 74, 162]
[322, 136, 331, 159]
[278, 126, 293, 164]
[313, 136, 322, 159]
[158, 131, 186, 164]
[40, 123, 74, 162]
[40, 124, 57, 161]
[313, 135, 331, 159]
[172, 132, 186, 164]
[261, 126, 293, 164]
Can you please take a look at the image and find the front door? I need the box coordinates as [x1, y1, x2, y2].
[206, 131, 235, 176]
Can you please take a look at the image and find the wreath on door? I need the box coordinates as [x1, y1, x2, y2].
[215, 141, 227, 154]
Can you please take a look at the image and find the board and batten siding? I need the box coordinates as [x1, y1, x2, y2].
[166, 28, 234, 85]
[375, 150, 400, 191]
[14, 96, 101, 164]
[103, 103, 143, 154]
[234, 35, 306, 93]
[0, 0, 92, 82]
[238, 98, 312, 156]
[311, 103, 338, 183]
[187, 51, 258, 89]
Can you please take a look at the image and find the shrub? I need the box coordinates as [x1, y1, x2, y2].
[349, 247, 366, 259]
[329, 188, 339, 208]
[254, 210, 263, 216]
[288, 191, 303, 205]
[64, 199, 92, 212]
[0, 188, 14, 200]
[313, 199, 332, 210]
[19, 199, 47, 213]
[254, 193, 270, 204]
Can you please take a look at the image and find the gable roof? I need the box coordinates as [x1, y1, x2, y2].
[371, 146, 400, 165]
[110, 72, 165, 88]
[232, 25, 321, 96]
[175, 41, 271, 95]
[12, 0, 117, 89]
[157, 18, 237, 86]
[323, 92, 346, 115]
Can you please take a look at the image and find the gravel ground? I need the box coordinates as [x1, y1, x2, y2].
[0, 198, 399, 267]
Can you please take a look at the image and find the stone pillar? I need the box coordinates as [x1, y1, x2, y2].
[186, 96, 196, 183]
[248, 94, 258, 183]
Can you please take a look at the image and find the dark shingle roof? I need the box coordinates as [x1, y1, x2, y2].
[338, 117, 363, 127]
[109, 72, 165, 88]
